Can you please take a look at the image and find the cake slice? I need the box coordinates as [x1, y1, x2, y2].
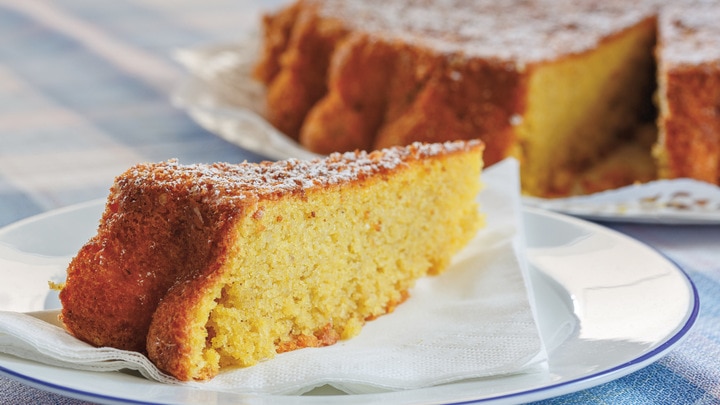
[654, 4, 720, 185]
[59, 140, 484, 381]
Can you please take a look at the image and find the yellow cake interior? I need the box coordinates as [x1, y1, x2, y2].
[178, 148, 483, 377]
[509, 18, 657, 197]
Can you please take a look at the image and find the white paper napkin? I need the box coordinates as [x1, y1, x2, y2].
[0, 158, 546, 395]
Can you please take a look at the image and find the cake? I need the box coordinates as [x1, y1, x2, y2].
[654, 4, 720, 185]
[59, 140, 484, 381]
[253, 0, 659, 197]
[253, 0, 720, 196]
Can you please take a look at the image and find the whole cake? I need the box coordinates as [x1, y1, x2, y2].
[654, 4, 720, 185]
[253, 0, 659, 197]
[253, 0, 720, 196]
[59, 140, 484, 381]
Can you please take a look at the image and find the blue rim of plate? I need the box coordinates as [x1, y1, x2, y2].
[0, 202, 701, 405]
[456, 208, 701, 405]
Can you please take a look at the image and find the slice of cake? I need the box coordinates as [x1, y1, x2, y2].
[59, 140, 484, 381]
[253, 0, 658, 197]
[654, 4, 720, 185]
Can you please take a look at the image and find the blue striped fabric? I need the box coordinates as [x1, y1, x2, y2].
[0, 0, 272, 227]
[1, 1, 719, 404]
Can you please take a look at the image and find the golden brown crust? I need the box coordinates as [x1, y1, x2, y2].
[252, 1, 301, 84]
[659, 65, 720, 184]
[255, 1, 349, 140]
[299, 33, 396, 154]
[656, 5, 720, 185]
[308, 32, 522, 166]
[146, 256, 230, 381]
[256, 3, 521, 166]
[372, 52, 523, 166]
[59, 180, 233, 353]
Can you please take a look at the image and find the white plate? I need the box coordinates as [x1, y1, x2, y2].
[0, 201, 698, 404]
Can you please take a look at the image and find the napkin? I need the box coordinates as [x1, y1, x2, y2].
[0, 158, 547, 395]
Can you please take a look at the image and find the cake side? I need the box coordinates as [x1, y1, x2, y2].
[655, 4, 720, 185]
[254, 0, 350, 140]
[59, 164, 240, 353]
[298, 32, 401, 154]
[300, 31, 524, 166]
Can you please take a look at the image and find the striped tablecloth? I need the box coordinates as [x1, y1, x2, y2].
[1, 1, 719, 404]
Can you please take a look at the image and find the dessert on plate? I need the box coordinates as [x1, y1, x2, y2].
[59, 140, 484, 381]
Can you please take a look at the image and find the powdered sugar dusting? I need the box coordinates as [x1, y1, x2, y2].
[312, 0, 657, 64]
[659, 3, 720, 67]
[119, 141, 480, 205]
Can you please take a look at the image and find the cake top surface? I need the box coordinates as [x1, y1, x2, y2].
[308, 0, 658, 65]
[119, 140, 481, 204]
[659, 3, 720, 67]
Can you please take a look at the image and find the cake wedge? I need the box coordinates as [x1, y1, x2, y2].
[59, 140, 484, 381]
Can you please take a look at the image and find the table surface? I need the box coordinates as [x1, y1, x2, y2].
[1, 1, 719, 404]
